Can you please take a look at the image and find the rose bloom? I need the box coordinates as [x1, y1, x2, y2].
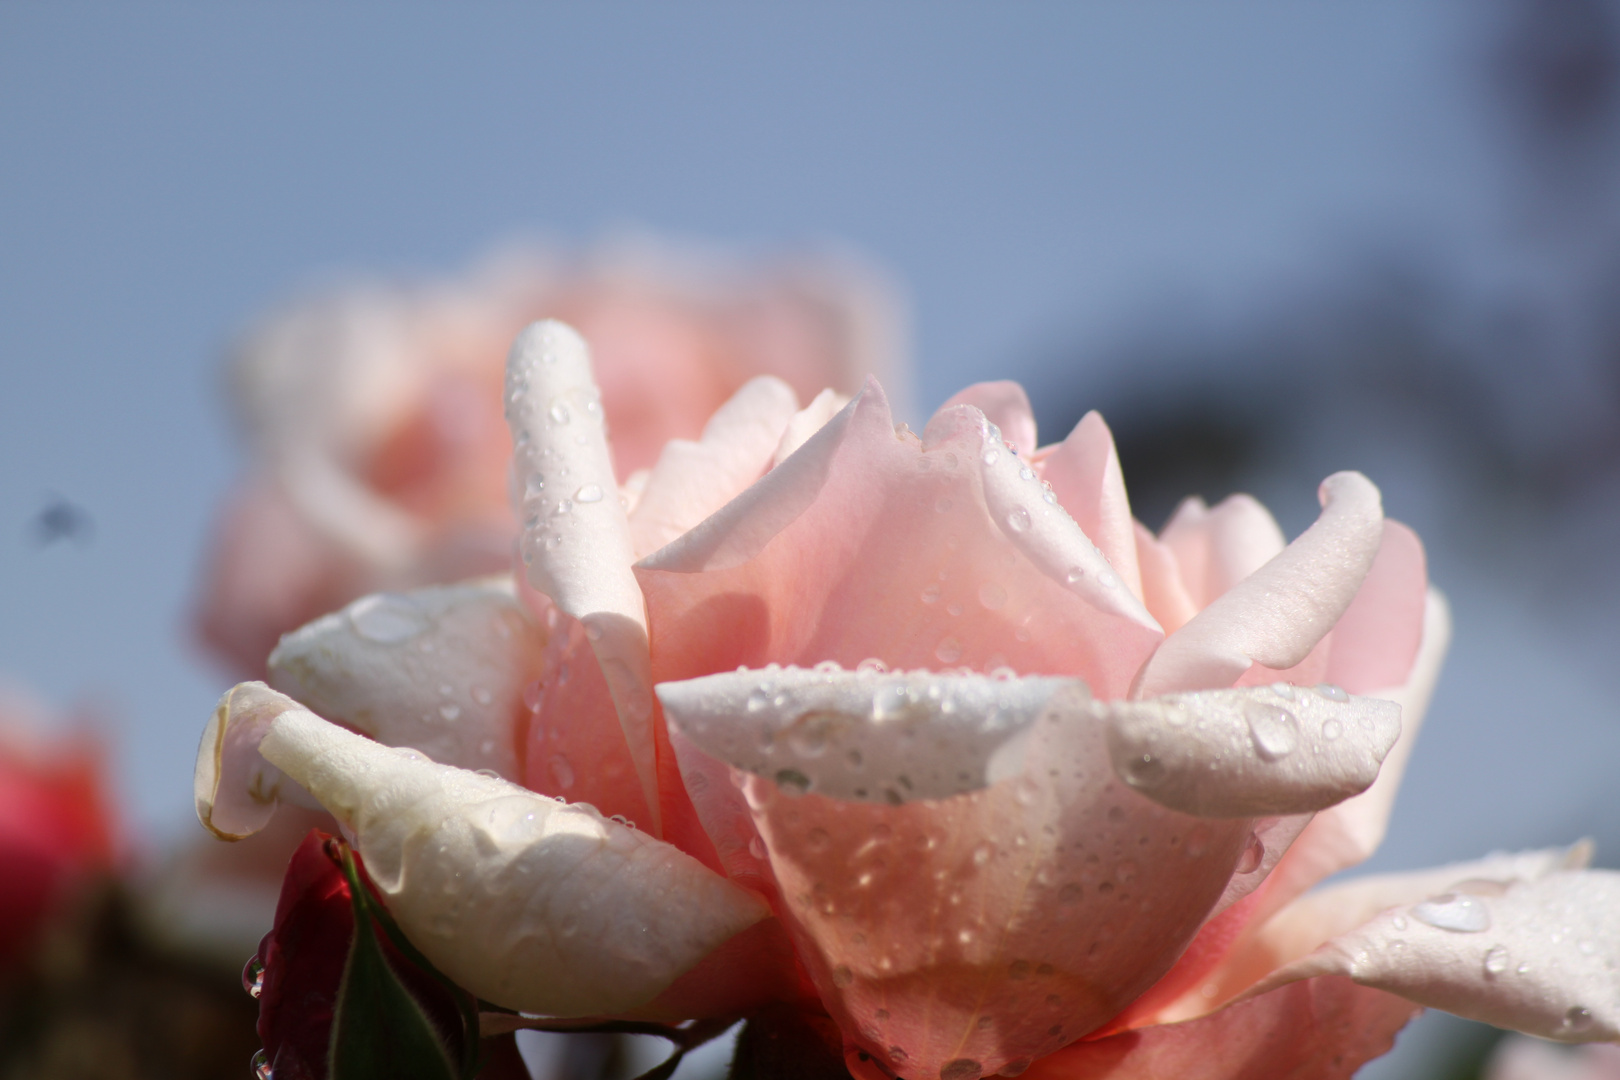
[196, 242, 903, 678]
[0, 684, 117, 974]
[196, 322, 1619, 1079]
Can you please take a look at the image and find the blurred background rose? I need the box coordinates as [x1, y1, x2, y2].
[5, 3, 1620, 1077]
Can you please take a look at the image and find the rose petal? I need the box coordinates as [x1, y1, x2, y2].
[1159, 495, 1286, 611]
[1105, 684, 1401, 818]
[1134, 472, 1385, 698]
[657, 666, 1069, 805]
[939, 381, 1037, 458]
[1324, 520, 1428, 694]
[1021, 975, 1419, 1080]
[723, 682, 1254, 1078]
[1134, 521, 1198, 634]
[266, 577, 544, 781]
[773, 387, 850, 467]
[195, 682, 306, 840]
[637, 379, 1162, 700]
[1487, 1035, 1620, 1080]
[244, 705, 768, 1016]
[504, 320, 660, 833]
[1037, 411, 1144, 603]
[629, 376, 801, 558]
[1245, 868, 1620, 1043]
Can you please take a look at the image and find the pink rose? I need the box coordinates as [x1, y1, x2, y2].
[195, 243, 903, 679]
[0, 685, 117, 974]
[196, 322, 1619, 1079]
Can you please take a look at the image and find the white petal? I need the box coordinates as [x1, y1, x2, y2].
[656, 666, 1072, 804]
[266, 576, 544, 780]
[1246, 868, 1620, 1043]
[257, 708, 769, 1016]
[1105, 683, 1400, 817]
[772, 387, 849, 466]
[629, 376, 800, 558]
[1134, 472, 1385, 697]
[504, 321, 659, 831]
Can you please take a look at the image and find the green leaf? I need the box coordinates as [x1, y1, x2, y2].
[327, 871, 461, 1080]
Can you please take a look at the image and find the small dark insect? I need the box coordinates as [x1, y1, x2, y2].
[28, 495, 94, 547]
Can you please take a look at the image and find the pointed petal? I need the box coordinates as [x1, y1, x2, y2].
[1038, 411, 1143, 602]
[255, 707, 769, 1016]
[195, 682, 306, 840]
[266, 577, 544, 780]
[504, 320, 659, 832]
[1135, 521, 1198, 634]
[629, 376, 801, 558]
[1245, 868, 1620, 1043]
[1106, 683, 1401, 818]
[658, 667, 1068, 805]
[938, 381, 1037, 458]
[637, 380, 1161, 701]
[773, 388, 850, 466]
[1022, 976, 1419, 1080]
[664, 671, 1255, 1078]
[1135, 472, 1385, 698]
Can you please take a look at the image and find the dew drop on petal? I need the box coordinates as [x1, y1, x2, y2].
[348, 594, 431, 644]
[1412, 893, 1492, 933]
[252, 1049, 273, 1080]
[1005, 507, 1032, 533]
[935, 637, 964, 664]
[1315, 683, 1350, 703]
[748, 835, 767, 860]
[921, 584, 942, 604]
[1483, 945, 1510, 976]
[1565, 1006, 1594, 1032]
[776, 769, 812, 796]
[549, 402, 571, 424]
[524, 474, 546, 499]
[1235, 833, 1265, 874]
[471, 686, 493, 706]
[548, 754, 576, 790]
[832, 964, 854, 987]
[241, 956, 264, 999]
[1245, 702, 1300, 761]
[574, 484, 604, 503]
[439, 704, 461, 721]
[978, 582, 1008, 610]
[942, 1058, 984, 1080]
[1019, 466, 1035, 481]
[982, 448, 1000, 465]
[1065, 567, 1084, 585]
[1322, 718, 1344, 741]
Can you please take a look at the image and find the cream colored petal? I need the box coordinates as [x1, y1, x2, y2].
[255, 708, 769, 1016]
[772, 387, 850, 467]
[504, 320, 659, 832]
[1105, 683, 1400, 818]
[194, 682, 305, 840]
[1244, 867, 1620, 1044]
[629, 376, 800, 558]
[266, 576, 544, 780]
[657, 666, 1071, 804]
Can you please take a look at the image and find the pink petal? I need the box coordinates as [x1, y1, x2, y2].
[505, 321, 660, 833]
[1038, 412, 1143, 603]
[1106, 684, 1401, 818]
[266, 578, 544, 781]
[1021, 976, 1419, 1080]
[1159, 495, 1285, 611]
[628, 376, 802, 558]
[774, 388, 850, 467]
[939, 381, 1038, 458]
[1245, 868, 1620, 1043]
[636, 379, 1161, 700]
[1133, 522, 1197, 634]
[1324, 521, 1428, 694]
[195, 682, 307, 840]
[663, 671, 1254, 1078]
[1133, 473, 1384, 698]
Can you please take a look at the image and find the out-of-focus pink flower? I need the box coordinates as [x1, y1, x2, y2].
[0, 684, 117, 973]
[195, 243, 904, 679]
[1487, 1036, 1620, 1080]
[196, 324, 1620, 1080]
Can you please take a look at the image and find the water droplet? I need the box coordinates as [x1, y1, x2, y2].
[748, 835, 767, 860]
[1322, 718, 1344, 741]
[857, 658, 889, 673]
[1270, 682, 1295, 700]
[1019, 466, 1035, 481]
[549, 402, 571, 424]
[439, 704, 461, 721]
[936, 637, 964, 664]
[1315, 683, 1350, 703]
[1245, 702, 1300, 761]
[978, 582, 1008, 610]
[574, 484, 604, 503]
[1058, 882, 1083, 903]
[348, 594, 431, 644]
[776, 769, 812, 796]
[888, 1046, 910, 1064]
[942, 1058, 983, 1080]
[1000, 1059, 1032, 1077]
[1065, 566, 1084, 585]
[1123, 753, 1165, 789]
[1564, 1006, 1594, 1032]
[548, 754, 576, 790]
[1235, 834, 1265, 874]
[1412, 893, 1491, 933]
[524, 474, 546, 499]
[1483, 946, 1510, 976]
[832, 964, 854, 987]
[982, 448, 1000, 465]
[471, 686, 493, 706]
[1116, 860, 1139, 883]
[745, 688, 769, 713]
[1005, 507, 1032, 532]
[242, 956, 264, 999]
[872, 684, 912, 720]
[251, 1050, 273, 1080]
[1097, 569, 1119, 590]
[973, 844, 993, 866]
[552, 498, 574, 516]
[1392, 915, 1409, 931]
[921, 584, 942, 604]
[947, 602, 963, 616]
